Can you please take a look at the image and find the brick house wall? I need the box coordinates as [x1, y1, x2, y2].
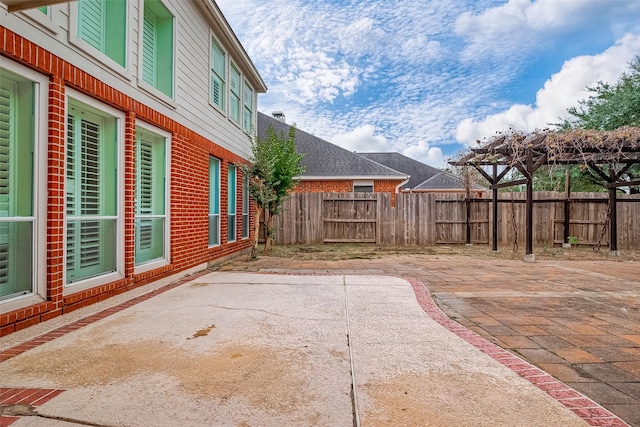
[0, 28, 254, 336]
[294, 179, 404, 205]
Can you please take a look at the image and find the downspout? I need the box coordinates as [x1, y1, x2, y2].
[395, 176, 410, 193]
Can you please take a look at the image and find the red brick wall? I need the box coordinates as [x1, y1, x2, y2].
[294, 179, 404, 205]
[0, 27, 252, 335]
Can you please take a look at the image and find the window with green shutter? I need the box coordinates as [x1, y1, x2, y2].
[0, 68, 35, 301]
[229, 64, 241, 124]
[77, 0, 126, 67]
[209, 157, 220, 246]
[211, 38, 226, 110]
[243, 82, 253, 133]
[66, 100, 118, 284]
[135, 127, 166, 265]
[227, 164, 236, 242]
[141, 0, 173, 98]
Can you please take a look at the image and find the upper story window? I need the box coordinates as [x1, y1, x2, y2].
[243, 82, 254, 133]
[210, 38, 226, 110]
[229, 63, 241, 125]
[140, 0, 174, 98]
[77, 0, 127, 67]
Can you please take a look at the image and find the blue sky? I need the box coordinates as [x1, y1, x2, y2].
[216, 0, 640, 168]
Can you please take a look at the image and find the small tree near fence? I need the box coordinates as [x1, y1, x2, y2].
[240, 124, 304, 259]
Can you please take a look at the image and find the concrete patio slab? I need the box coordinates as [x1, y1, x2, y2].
[0, 272, 597, 426]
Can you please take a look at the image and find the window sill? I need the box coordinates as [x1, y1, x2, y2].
[20, 9, 59, 35]
[68, 36, 133, 83]
[134, 258, 170, 275]
[64, 271, 125, 296]
[137, 80, 177, 110]
[0, 292, 46, 315]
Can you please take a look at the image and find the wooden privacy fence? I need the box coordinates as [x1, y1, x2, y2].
[269, 192, 640, 249]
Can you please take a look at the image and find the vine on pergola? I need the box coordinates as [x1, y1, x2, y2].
[450, 126, 640, 259]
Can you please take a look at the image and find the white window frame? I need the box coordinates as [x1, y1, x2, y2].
[227, 164, 236, 243]
[242, 81, 254, 134]
[242, 172, 249, 239]
[136, 0, 177, 105]
[20, 5, 60, 34]
[134, 120, 170, 275]
[229, 61, 242, 127]
[68, 0, 132, 80]
[63, 89, 125, 295]
[209, 32, 227, 113]
[208, 156, 221, 247]
[353, 180, 374, 192]
[0, 61, 48, 315]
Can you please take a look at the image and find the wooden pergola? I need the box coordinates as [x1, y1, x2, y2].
[450, 127, 640, 260]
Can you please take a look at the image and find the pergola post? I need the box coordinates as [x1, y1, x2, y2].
[563, 168, 571, 246]
[609, 167, 620, 256]
[524, 149, 534, 261]
[492, 164, 498, 252]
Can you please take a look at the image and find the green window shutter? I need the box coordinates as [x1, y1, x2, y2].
[0, 86, 11, 217]
[67, 116, 103, 281]
[211, 40, 225, 108]
[135, 130, 166, 265]
[209, 157, 220, 246]
[0, 85, 12, 287]
[227, 164, 236, 242]
[230, 65, 240, 123]
[142, 6, 157, 88]
[0, 69, 36, 299]
[78, 0, 105, 52]
[66, 106, 117, 283]
[243, 83, 253, 132]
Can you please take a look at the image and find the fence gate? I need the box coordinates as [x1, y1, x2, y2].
[322, 195, 379, 243]
[435, 199, 489, 244]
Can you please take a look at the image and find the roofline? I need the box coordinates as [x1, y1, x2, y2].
[196, 0, 267, 93]
[298, 175, 410, 181]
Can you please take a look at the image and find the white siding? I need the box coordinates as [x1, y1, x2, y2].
[1, 0, 261, 159]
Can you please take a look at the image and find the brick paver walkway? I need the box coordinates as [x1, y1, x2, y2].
[221, 253, 640, 427]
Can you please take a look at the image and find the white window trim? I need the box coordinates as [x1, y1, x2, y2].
[208, 157, 221, 248]
[209, 31, 227, 115]
[353, 180, 375, 192]
[136, 0, 177, 108]
[228, 61, 242, 129]
[63, 88, 126, 295]
[241, 173, 249, 240]
[0, 61, 48, 314]
[134, 119, 171, 275]
[242, 80, 255, 135]
[227, 164, 237, 243]
[68, 1, 133, 82]
[20, 6, 60, 35]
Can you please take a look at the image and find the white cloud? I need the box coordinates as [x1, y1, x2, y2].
[455, 0, 639, 60]
[402, 141, 446, 168]
[455, 33, 640, 145]
[331, 125, 390, 152]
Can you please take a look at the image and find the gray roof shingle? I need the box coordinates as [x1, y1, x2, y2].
[258, 112, 408, 179]
[357, 152, 481, 190]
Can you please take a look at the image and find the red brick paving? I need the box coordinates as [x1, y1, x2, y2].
[0, 388, 64, 426]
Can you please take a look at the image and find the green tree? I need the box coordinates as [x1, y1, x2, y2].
[557, 55, 640, 193]
[240, 124, 304, 259]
